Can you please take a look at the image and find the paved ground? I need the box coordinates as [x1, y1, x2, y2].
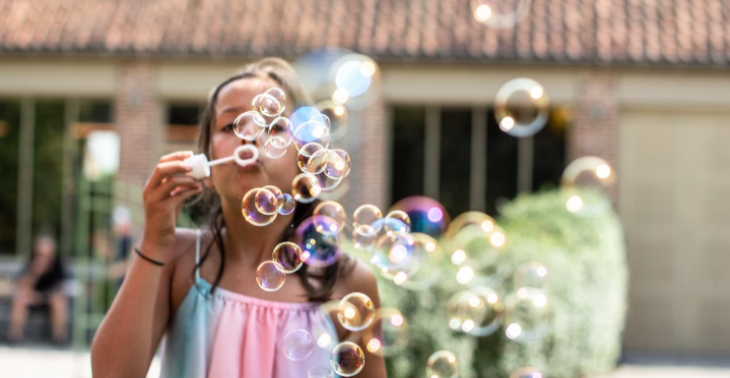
[1, 345, 729, 377]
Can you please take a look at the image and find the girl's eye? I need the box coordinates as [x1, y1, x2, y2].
[221, 123, 234, 132]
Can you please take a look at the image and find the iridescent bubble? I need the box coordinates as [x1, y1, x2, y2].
[293, 120, 331, 151]
[426, 350, 459, 378]
[337, 292, 375, 331]
[389, 196, 449, 238]
[309, 114, 332, 130]
[329, 54, 381, 110]
[242, 188, 278, 226]
[385, 210, 411, 231]
[314, 201, 347, 235]
[278, 193, 296, 215]
[281, 329, 314, 361]
[273, 241, 305, 274]
[233, 110, 267, 141]
[292, 173, 322, 204]
[561, 157, 617, 217]
[371, 230, 416, 275]
[447, 290, 486, 333]
[514, 262, 549, 290]
[471, 0, 532, 29]
[352, 224, 377, 251]
[295, 216, 343, 268]
[314, 170, 343, 192]
[263, 87, 287, 117]
[396, 233, 442, 291]
[445, 211, 496, 240]
[504, 288, 550, 342]
[451, 223, 509, 277]
[268, 116, 293, 149]
[495, 78, 549, 138]
[264, 138, 288, 159]
[297, 143, 327, 174]
[256, 260, 286, 292]
[453, 287, 504, 337]
[324, 149, 351, 179]
[330, 342, 365, 377]
[308, 367, 334, 378]
[255, 187, 279, 216]
[263, 185, 284, 210]
[363, 308, 409, 356]
[511, 367, 544, 378]
[353, 204, 383, 228]
[316, 100, 348, 141]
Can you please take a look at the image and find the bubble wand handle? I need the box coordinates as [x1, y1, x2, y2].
[184, 145, 259, 179]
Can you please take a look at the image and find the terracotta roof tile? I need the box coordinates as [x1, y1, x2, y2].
[0, 0, 728, 66]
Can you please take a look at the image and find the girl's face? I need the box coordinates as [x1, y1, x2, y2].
[208, 77, 300, 204]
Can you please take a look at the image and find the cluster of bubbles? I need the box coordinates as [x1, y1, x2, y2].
[242, 185, 296, 226]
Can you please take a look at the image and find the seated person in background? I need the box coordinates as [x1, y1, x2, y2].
[8, 234, 68, 344]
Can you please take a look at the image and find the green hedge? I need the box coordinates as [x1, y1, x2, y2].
[349, 190, 628, 378]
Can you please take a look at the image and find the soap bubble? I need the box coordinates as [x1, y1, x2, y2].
[309, 114, 332, 130]
[296, 142, 326, 173]
[315, 170, 344, 192]
[363, 308, 409, 356]
[233, 110, 267, 141]
[495, 78, 549, 138]
[308, 367, 334, 378]
[329, 54, 381, 110]
[256, 260, 286, 292]
[445, 211, 496, 239]
[281, 329, 314, 361]
[264, 138, 288, 159]
[450, 223, 509, 282]
[514, 262, 549, 290]
[471, 0, 532, 29]
[324, 149, 351, 179]
[352, 224, 377, 251]
[295, 216, 343, 268]
[385, 210, 411, 231]
[561, 157, 617, 217]
[371, 230, 416, 275]
[330, 342, 365, 377]
[396, 233, 443, 290]
[389, 196, 449, 238]
[314, 201, 347, 235]
[242, 188, 278, 226]
[293, 120, 331, 151]
[278, 193, 296, 215]
[255, 187, 279, 216]
[261, 87, 287, 117]
[448, 287, 504, 336]
[272, 242, 306, 274]
[504, 288, 550, 342]
[426, 350, 459, 378]
[511, 367, 544, 378]
[268, 116, 293, 149]
[337, 292, 376, 331]
[353, 204, 383, 228]
[316, 100, 349, 141]
[292, 173, 322, 203]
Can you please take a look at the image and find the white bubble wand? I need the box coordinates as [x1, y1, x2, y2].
[183, 145, 259, 179]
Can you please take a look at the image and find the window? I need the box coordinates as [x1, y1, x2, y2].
[390, 107, 425, 204]
[0, 100, 21, 254]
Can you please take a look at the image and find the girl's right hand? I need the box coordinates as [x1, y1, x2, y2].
[140, 151, 202, 258]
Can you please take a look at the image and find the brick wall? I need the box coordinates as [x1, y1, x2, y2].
[114, 60, 164, 236]
[570, 69, 619, 169]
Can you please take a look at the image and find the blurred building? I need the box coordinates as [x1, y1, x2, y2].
[0, 0, 728, 355]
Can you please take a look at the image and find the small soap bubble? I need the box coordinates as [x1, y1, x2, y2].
[292, 173, 322, 204]
[293, 121, 331, 151]
[426, 350, 459, 378]
[256, 260, 286, 292]
[389, 196, 449, 238]
[310, 114, 332, 130]
[353, 204, 383, 228]
[314, 170, 343, 192]
[495, 78, 549, 138]
[324, 149, 351, 179]
[363, 308, 409, 356]
[352, 224, 377, 251]
[263, 185, 284, 210]
[396, 233, 442, 291]
[308, 367, 334, 378]
[316, 100, 349, 141]
[264, 138, 288, 159]
[242, 188, 278, 226]
[281, 328, 314, 361]
[278, 193, 297, 215]
[504, 287, 550, 342]
[561, 157, 617, 217]
[371, 230, 416, 276]
[385, 210, 411, 231]
[471, 0, 532, 29]
[255, 187, 279, 216]
[514, 262, 549, 290]
[445, 211, 496, 239]
[337, 292, 375, 331]
[330, 54, 381, 110]
[511, 367, 544, 378]
[263, 87, 287, 117]
[233, 110, 267, 141]
[314, 201, 347, 235]
[295, 216, 343, 268]
[330, 342, 365, 377]
[297, 143, 326, 173]
[268, 116, 294, 149]
[273, 241, 305, 274]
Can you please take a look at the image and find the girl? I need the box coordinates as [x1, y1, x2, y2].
[91, 58, 386, 378]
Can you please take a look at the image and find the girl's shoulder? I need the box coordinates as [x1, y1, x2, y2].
[331, 258, 380, 303]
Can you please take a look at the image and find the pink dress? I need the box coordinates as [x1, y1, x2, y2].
[159, 231, 338, 378]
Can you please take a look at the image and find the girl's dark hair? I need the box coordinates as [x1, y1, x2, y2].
[193, 58, 351, 302]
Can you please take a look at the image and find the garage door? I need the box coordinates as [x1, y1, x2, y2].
[619, 109, 730, 353]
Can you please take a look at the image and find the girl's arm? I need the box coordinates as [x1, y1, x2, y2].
[91, 151, 202, 378]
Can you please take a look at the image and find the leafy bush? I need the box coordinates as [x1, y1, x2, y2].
[350, 190, 627, 378]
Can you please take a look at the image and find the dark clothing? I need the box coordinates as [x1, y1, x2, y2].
[30, 256, 67, 293]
